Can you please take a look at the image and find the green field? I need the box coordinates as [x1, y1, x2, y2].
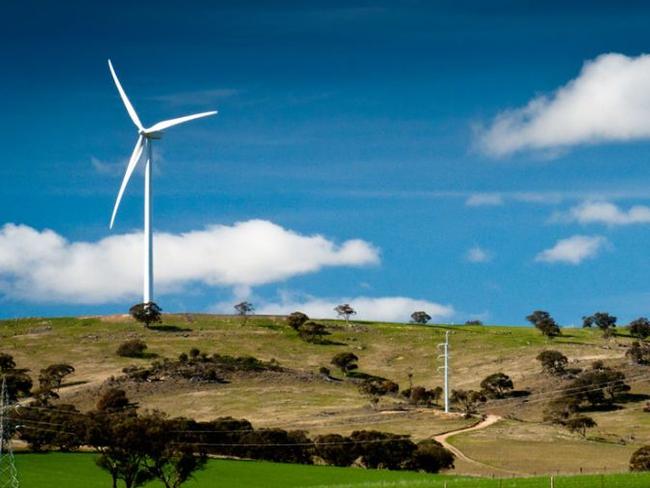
[13, 453, 650, 487]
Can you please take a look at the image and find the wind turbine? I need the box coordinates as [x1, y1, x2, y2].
[107, 59, 217, 307]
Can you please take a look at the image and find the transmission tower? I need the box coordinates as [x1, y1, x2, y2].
[437, 330, 450, 413]
[0, 377, 19, 488]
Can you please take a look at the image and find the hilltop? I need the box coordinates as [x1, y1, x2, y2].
[2, 314, 649, 476]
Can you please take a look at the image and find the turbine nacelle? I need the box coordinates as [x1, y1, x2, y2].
[140, 129, 163, 140]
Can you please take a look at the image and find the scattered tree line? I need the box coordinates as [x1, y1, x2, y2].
[8, 381, 454, 486]
[537, 350, 632, 437]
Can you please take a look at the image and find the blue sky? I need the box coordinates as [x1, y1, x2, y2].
[3, 1, 650, 325]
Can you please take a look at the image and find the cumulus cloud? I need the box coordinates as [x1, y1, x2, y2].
[535, 235, 608, 265]
[243, 295, 455, 323]
[0, 220, 379, 304]
[465, 246, 492, 263]
[480, 53, 650, 156]
[465, 193, 504, 206]
[553, 201, 650, 226]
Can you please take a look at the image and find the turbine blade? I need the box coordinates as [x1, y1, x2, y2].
[108, 59, 144, 130]
[109, 135, 145, 229]
[146, 111, 217, 133]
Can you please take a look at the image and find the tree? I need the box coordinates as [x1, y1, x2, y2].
[409, 439, 455, 473]
[330, 352, 359, 375]
[234, 301, 254, 325]
[565, 367, 630, 408]
[143, 415, 207, 488]
[630, 446, 650, 471]
[0, 353, 32, 402]
[465, 320, 483, 326]
[480, 372, 514, 399]
[565, 415, 597, 437]
[97, 388, 138, 413]
[334, 304, 356, 325]
[129, 302, 163, 327]
[536, 350, 569, 376]
[349, 430, 416, 470]
[117, 340, 148, 358]
[450, 390, 486, 417]
[410, 311, 431, 325]
[314, 434, 357, 467]
[629, 317, 650, 340]
[0, 353, 16, 371]
[36, 363, 75, 404]
[297, 322, 330, 344]
[583, 312, 617, 338]
[89, 414, 154, 488]
[287, 312, 309, 330]
[526, 310, 561, 338]
[16, 403, 85, 452]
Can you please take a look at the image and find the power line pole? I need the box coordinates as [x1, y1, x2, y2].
[0, 377, 19, 488]
[437, 330, 450, 413]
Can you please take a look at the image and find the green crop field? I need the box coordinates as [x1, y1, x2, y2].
[13, 453, 650, 487]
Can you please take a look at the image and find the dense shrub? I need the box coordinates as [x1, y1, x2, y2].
[536, 350, 568, 376]
[409, 439, 455, 473]
[116, 339, 148, 358]
[297, 321, 331, 344]
[350, 430, 416, 469]
[129, 302, 162, 326]
[287, 312, 309, 330]
[630, 446, 650, 471]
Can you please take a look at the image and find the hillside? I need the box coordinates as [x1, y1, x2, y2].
[2, 314, 649, 476]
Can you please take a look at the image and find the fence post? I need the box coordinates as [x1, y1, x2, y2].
[550, 475, 554, 488]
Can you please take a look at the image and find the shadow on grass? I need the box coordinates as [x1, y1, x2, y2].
[146, 324, 192, 333]
[618, 392, 650, 404]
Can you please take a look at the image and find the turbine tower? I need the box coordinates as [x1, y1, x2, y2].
[107, 60, 217, 307]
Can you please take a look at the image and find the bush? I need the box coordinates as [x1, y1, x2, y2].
[629, 317, 650, 339]
[480, 372, 514, 399]
[536, 350, 568, 376]
[287, 312, 309, 330]
[331, 352, 359, 374]
[129, 302, 162, 326]
[410, 311, 431, 324]
[314, 434, 357, 466]
[401, 386, 442, 407]
[630, 446, 650, 471]
[298, 321, 330, 344]
[116, 340, 148, 358]
[465, 320, 483, 326]
[350, 430, 416, 469]
[409, 439, 455, 473]
[627, 341, 650, 365]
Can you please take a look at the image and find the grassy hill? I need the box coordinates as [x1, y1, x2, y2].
[2, 314, 649, 476]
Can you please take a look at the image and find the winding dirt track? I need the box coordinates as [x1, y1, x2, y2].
[433, 414, 519, 475]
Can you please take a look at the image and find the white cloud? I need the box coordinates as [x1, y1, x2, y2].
[243, 295, 455, 323]
[553, 201, 650, 226]
[535, 235, 608, 265]
[0, 220, 379, 304]
[465, 193, 504, 206]
[480, 53, 650, 156]
[465, 246, 492, 263]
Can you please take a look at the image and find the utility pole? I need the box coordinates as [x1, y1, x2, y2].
[0, 377, 19, 488]
[437, 330, 450, 413]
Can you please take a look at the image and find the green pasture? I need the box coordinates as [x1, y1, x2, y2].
[14, 453, 650, 487]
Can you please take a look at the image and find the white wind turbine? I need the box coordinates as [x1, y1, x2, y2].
[107, 59, 217, 307]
